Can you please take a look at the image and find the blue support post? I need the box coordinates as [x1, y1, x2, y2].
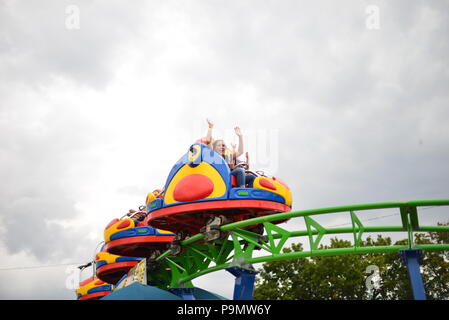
[169, 288, 196, 300]
[226, 267, 258, 300]
[399, 249, 426, 300]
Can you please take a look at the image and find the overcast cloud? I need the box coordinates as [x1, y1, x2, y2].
[0, 0, 448, 299]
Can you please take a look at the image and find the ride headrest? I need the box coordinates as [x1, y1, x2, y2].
[187, 143, 203, 167]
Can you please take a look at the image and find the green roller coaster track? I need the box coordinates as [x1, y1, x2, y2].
[145, 199, 449, 291]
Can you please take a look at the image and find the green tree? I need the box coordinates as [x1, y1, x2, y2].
[254, 224, 449, 300]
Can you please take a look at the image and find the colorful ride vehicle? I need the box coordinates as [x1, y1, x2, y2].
[145, 142, 292, 235]
[95, 249, 143, 285]
[103, 210, 175, 258]
[76, 276, 113, 300]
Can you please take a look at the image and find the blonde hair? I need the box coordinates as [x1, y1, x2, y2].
[212, 139, 236, 167]
[211, 139, 225, 151]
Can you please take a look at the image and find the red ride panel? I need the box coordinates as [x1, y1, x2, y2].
[96, 261, 139, 284]
[259, 178, 277, 190]
[104, 235, 175, 257]
[146, 200, 291, 234]
[173, 174, 214, 202]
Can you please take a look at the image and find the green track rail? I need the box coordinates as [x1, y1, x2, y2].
[146, 199, 449, 289]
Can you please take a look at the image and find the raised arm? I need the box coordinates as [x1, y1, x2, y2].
[234, 126, 244, 158]
[205, 118, 214, 146]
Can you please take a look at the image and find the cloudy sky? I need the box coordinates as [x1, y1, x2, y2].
[0, 0, 448, 299]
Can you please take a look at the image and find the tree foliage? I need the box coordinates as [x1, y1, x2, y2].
[254, 223, 449, 300]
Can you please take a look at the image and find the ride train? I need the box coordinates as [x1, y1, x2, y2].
[76, 141, 293, 299]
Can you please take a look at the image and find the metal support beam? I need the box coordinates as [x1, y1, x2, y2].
[399, 249, 426, 300]
[226, 266, 258, 300]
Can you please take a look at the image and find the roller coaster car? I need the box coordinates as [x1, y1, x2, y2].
[95, 250, 143, 284]
[76, 276, 113, 300]
[145, 142, 292, 235]
[103, 210, 175, 258]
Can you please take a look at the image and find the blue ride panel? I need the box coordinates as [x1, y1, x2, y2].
[229, 188, 286, 204]
[201, 145, 232, 188]
[88, 284, 113, 294]
[109, 226, 157, 241]
[147, 198, 164, 212]
[95, 261, 108, 269]
[116, 256, 143, 263]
